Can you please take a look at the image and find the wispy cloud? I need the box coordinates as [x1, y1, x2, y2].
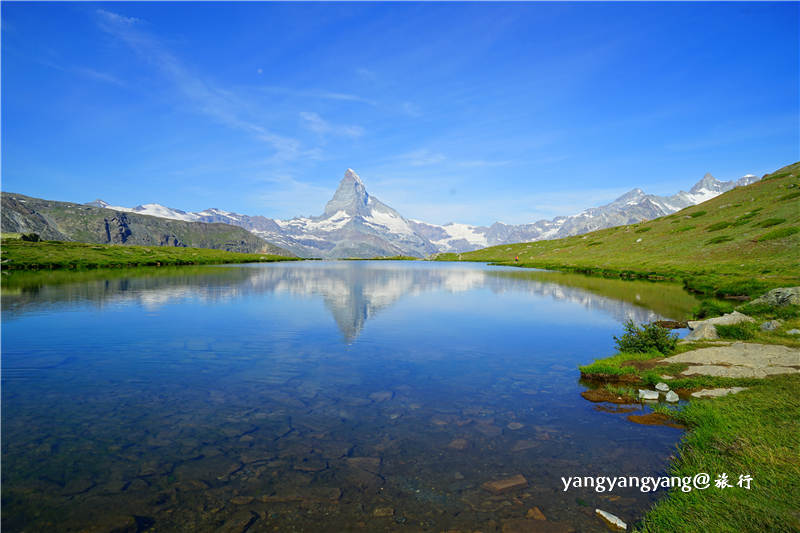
[95, 9, 305, 161]
[457, 159, 512, 168]
[396, 148, 446, 166]
[299, 111, 364, 138]
[258, 86, 376, 106]
[74, 67, 126, 87]
[36, 56, 127, 87]
[355, 67, 377, 82]
[401, 101, 422, 118]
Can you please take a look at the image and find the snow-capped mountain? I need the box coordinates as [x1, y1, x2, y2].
[87, 170, 760, 258]
[409, 172, 759, 252]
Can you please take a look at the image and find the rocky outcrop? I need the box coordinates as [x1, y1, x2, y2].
[748, 287, 800, 307]
[663, 343, 800, 378]
[685, 311, 755, 341]
[1, 192, 292, 255]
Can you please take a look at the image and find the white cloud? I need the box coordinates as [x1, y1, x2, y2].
[397, 148, 446, 166]
[299, 111, 364, 138]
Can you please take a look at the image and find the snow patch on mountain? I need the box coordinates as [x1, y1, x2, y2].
[87, 169, 760, 258]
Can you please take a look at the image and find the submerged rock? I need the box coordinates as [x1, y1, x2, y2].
[526, 506, 546, 520]
[596, 509, 627, 531]
[482, 474, 528, 494]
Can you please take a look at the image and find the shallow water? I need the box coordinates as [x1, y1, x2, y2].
[2, 261, 697, 532]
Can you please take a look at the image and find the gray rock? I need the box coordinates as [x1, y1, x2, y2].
[687, 311, 754, 330]
[749, 287, 800, 307]
[685, 322, 719, 341]
[787, 329, 800, 335]
[665, 391, 679, 403]
[760, 320, 782, 331]
[666, 342, 800, 378]
[660, 375, 674, 380]
[638, 389, 659, 401]
[655, 382, 670, 392]
[691, 387, 748, 398]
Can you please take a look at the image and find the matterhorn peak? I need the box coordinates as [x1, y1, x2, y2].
[343, 168, 363, 184]
[324, 168, 370, 216]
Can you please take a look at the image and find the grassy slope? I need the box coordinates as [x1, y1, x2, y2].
[640, 374, 800, 533]
[0, 238, 300, 270]
[441, 161, 800, 297]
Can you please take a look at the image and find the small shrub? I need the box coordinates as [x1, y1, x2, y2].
[757, 227, 799, 241]
[689, 210, 707, 218]
[706, 221, 732, 232]
[634, 227, 652, 233]
[675, 225, 695, 233]
[757, 218, 785, 228]
[692, 300, 734, 319]
[778, 191, 800, 201]
[706, 235, 734, 245]
[587, 241, 602, 246]
[732, 214, 757, 226]
[715, 322, 757, 340]
[20, 233, 41, 242]
[613, 320, 678, 355]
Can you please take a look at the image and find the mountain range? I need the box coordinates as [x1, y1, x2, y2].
[85, 169, 760, 258]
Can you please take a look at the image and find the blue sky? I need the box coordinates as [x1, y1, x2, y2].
[2, 2, 798, 225]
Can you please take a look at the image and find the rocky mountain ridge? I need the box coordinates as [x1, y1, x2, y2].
[84, 169, 759, 258]
[1, 192, 293, 255]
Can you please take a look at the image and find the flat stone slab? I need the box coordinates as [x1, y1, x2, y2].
[691, 387, 748, 398]
[662, 343, 800, 378]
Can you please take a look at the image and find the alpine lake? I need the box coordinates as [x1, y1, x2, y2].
[1, 261, 702, 532]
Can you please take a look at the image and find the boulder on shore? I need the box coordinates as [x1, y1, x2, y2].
[685, 322, 719, 341]
[687, 311, 754, 330]
[748, 287, 800, 307]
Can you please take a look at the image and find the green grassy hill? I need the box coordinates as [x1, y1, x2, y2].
[438, 161, 800, 297]
[0, 238, 300, 270]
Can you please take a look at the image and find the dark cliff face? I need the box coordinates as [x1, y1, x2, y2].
[103, 213, 133, 244]
[0, 192, 293, 256]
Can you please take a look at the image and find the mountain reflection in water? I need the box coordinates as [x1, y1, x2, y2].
[3, 261, 698, 342]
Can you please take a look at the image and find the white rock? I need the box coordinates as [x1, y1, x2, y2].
[665, 391, 679, 403]
[638, 389, 659, 401]
[687, 311, 754, 330]
[655, 382, 670, 392]
[788, 329, 800, 335]
[596, 509, 627, 531]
